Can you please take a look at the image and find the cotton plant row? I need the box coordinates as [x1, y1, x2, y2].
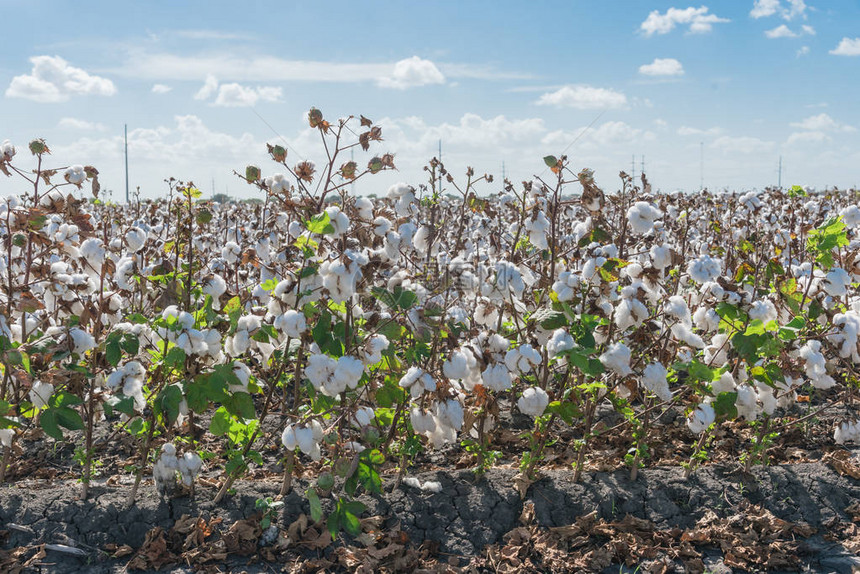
[0, 119, 858, 536]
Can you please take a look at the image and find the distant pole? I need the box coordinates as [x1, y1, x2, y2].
[631, 154, 635, 180]
[502, 161, 506, 182]
[641, 155, 645, 176]
[778, 156, 782, 188]
[700, 142, 704, 191]
[439, 139, 442, 163]
[124, 124, 129, 203]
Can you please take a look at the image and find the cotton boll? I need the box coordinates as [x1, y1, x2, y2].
[626, 201, 662, 234]
[640, 363, 672, 401]
[748, 299, 777, 324]
[325, 206, 350, 237]
[0, 428, 13, 448]
[671, 323, 706, 349]
[504, 344, 542, 374]
[687, 255, 722, 284]
[275, 310, 307, 338]
[711, 371, 736, 394]
[650, 244, 672, 270]
[735, 384, 759, 421]
[693, 306, 720, 332]
[481, 363, 512, 392]
[615, 297, 649, 331]
[305, 353, 336, 390]
[687, 403, 715, 434]
[823, 268, 851, 297]
[834, 420, 860, 444]
[64, 165, 86, 185]
[29, 380, 54, 409]
[69, 328, 96, 356]
[222, 241, 240, 264]
[360, 334, 389, 365]
[399, 366, 436, 398]
[546, 329, 574, 357]
[125, 227, 147, 253]
[443, 350, 470, 379]
[664, 296, 692, 327]
[410, 407, 436, 433]
[517, 386, 549, 417]
[372, 216, 392, 237]
[178, 452, 203, 486]
[352, 406, 375, 428]
[600, 343, 633, 377]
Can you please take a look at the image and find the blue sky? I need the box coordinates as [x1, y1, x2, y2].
[2, 0, 859, 199]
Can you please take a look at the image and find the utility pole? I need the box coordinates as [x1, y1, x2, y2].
[631, 154, 636, 180]
[700, 141, 704, 191]
[641, 155, 645, 177]
[124, 124, 129, 203]
[439, 139, 442, 163]
[501, 161, 506, 182]
[778, 156, 782, 188]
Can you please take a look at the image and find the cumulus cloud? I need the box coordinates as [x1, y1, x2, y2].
[711, 135, 775, 155]
[194, 74, 219, 100]
[377, 56, 445, 89]
[786, 131, 830, 146]
[58, 118, 107, 132]
[151, 83, 172, 94]
[796, 46, 810, 57]
[765, 24, 814, 38]
[830, 38, 860, 56]
[639, 58, 685, 76]
[213, 83, 282, 107]
[790, 113, 855, 133]
[750, 0, 808, 20]
[536, 85, 627, 109]
[640, 6, 729, 36]
[677, 126, 722, 136]
[5, 55, 116, 103]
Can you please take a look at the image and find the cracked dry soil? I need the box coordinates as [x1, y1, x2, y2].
[2, 461, 860, 573]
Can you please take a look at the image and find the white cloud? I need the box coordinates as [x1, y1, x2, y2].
[830, 38, 860, 56]
[766, 25, 798, 38]
[677, 126, 723, 136]
[213, 83, 282, 107]
[58, 117, 107, 132]
[790, 113, 855, 133]
[536, 85, 627, 109]
[640, 6, 729, 36]
[639, 58, 685, 76]
[5, 55, 116, 103]
[377, 57, 445, 89]
[172, 29, 248, 41]
[764, 24, 814, 38]
[786, 131, 830, 146]
[151, 83, 172, 94]
[751, 0, 807, 20]
[711, 135, 775, 155]
[194, 74, 219, 100]
[796, 45, 810, 57]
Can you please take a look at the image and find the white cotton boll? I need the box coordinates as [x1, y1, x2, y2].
[281, 426, 298, 450]
[664, 296, 692, 327]
[830, 312, 860, 363]
[687, 403, 715, 434]
[687, 255, 722, 284]
[354, 197, 374, 220]
[640, 363, 672, 401]
[324, 206, 350, 237]
[600, 342, 633, 377]
[0, 140, 15, 161]
[748, 300, 778, 324]
[305, 353, 336, 390]
[178, 452, 203, 485]
[840, 205, 860, 229]
[125, 227, 147, 253]
[615, 297, 649, 331]
[372, 216, 391, 237]
[436, 399, 464, 431]
[823, 268, 851, 297]
[650, 244, 672, 270]
[266, 173, 290, 195]
[413, 225, 431, 254]
[547, 329, 574, 357]
[671, 323, 706, 349]
[474, 298, 499, 327]
[222, 241, 240, 264]
[481, 363, 512, 392]
[552, 271, 579, 302]
[333, 356, 364, 391]
[735, 384, 759, 421]
[69, 328, 96, 356]
[505, 344, 541, 374]
[443, 350, 470, 379]
[711, 371, 736, 394]
[352, 406, 375, 428]
[756, 382, 777, 416]
[487, 333, 510, 353]
[693, 306, 720, 332]
[834, 420, 860, 444]
[626, 201, 662, 234]
[0, 428, 13, 448]
[410, 408, 436, 433]
[360, 334, 389, 365]
[64, 165, 86, 185]
[288, 220, 303, 238]
[517, 386, 549, 417]
[201, 274, 227, 309]
[421, 480, 443, 493]
[275, 310, 307, 338]
[399, 366, 435, 397]
[705, 333, 730, 367]
[29, 380, 54, 409]
[799, 340, 836, 389]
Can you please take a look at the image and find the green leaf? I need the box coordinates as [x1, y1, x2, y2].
[531, 308, 567, 330]
[543, 155, 558, 168]
[40, 409, 63, 440]
[164, 347, 186, 370]
[307, 212, 335, 235]
[158, 385, 183, 425]
[341, 509, 361, 536]
[712, 391, 738, 419]
[223, 391, 256, 420]
[106, 336, 122, 367]
[210, 406, 232, 436]
[121, 333, 140, 356]
[307, 488, 323, 523]
[51, 392, 83, 408]
[196, 209, 213, 225]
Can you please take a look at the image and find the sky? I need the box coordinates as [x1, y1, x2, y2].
[1, 0, 860, 200]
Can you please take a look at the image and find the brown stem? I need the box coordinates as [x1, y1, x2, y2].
[279, 451, 295, 496]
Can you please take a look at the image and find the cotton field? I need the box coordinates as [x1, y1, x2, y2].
[1, 111, 860, 569]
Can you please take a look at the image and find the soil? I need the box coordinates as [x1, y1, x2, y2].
[3, 457, 860, 573]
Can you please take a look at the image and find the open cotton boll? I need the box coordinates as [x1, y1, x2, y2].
[525, 211, 550, 249]
[69, 328, 96, 356]
[399, 366, 436, 398]
[748, 299, 777, 324]
[693, 306, 720, 332]
[221, 241, 240, 264]
[671, 323, 706, 349]
[687, 255, 722, 284]
[615, 297, 649, 331]
[640, 363, 672, 401]
[372, 216, 392, 237]
[265, 173, 290, 195]
[64, 165, 86, 185]
[474, 298, 500, 327]
[835, 420, 860, 444]
[735, 384, 759, 420]
[547, 329, 574, 357]
[830, 312, 860, 363]
[125, 227, 147, 253]
[443, 350, 470, 379]
[798, 340, 836, 389]
[435, 399, 464, 431]
[705, 333, 730, 367]
[626, 201, 662, 234]
[0, 139, 15, 161]
[552, 271, 580, 302]
[305, 353, 336, 390]
[711, 371, 736, 394]
[29, 380, 54, 409]
[352, 406, 375, 428]
[353, 197, 374, 220]
[324, 206, 350, 237]
[201, 274, 227, 309]
[687, 403, 715, 434]
[178, 452, 203, 486]
[79, 237, 105, 270]
[360, 334, 389, 365]
[0, 428, 13, 448]
[481, 363, 512, 392]
[650, 244, 672, 270]
[410, 407, 436, 433]
[600, 342, 633, 377]
[504, 344, 542, 374]
[822, 268, 851, 297]
[274, 310, 307, 338]
[664, 296, 692, 327]
[517, 386, 549, 417]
